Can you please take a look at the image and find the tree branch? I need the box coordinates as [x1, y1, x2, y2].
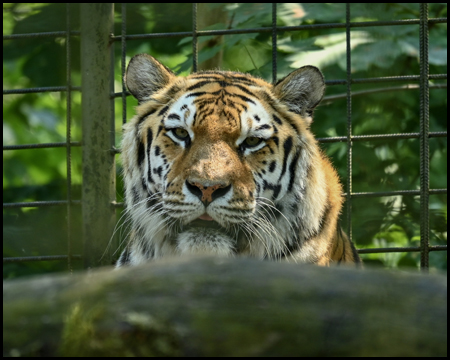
[3, 257, 447, 357]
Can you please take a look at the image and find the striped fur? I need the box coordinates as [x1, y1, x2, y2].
[116, 54, 361, 267]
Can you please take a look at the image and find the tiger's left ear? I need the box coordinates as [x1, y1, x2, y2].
[273, 66, 325, 119]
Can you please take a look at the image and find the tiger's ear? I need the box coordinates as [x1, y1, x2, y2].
[274, 66, 325, 118]
[125, 54, 176, 103]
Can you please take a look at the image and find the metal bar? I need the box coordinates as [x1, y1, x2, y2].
[323, 83, 446, 102]
[317, 131, 447, 143]
[357, 245, 447, 254]
[348, 189, 447, 198]
[326, 74, 447, 86]
[345, 4, 353, 243]
[3, 31, 80, 40]
[3, 255, 82, 263]
[4, 18, 445, 43]
[109, 17, 448, 42]
[2, 245, 446, 262]
[3, 142, 81, 151]
[419, 3, 430, 271]
[6, 17, 445, 43]
[3, 86, 81, 95]
[3, 200, 81, 208]
[121, 3, 127, 125]
[66, 3, 73, 273]
[192, 3, 198, 72]
[351, 74, 446, 84]
[80, 4, 116, 268]
[272, 3, 277, 84]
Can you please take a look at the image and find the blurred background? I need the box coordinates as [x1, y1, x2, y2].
[3, 3, 447, 278]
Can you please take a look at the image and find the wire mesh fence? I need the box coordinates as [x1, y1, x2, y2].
[3, 3, 447, 273]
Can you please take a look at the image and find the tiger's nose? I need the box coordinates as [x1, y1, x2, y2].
[185, 180, 231, 206]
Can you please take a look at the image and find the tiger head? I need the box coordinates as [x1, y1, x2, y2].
[119, 54, 331, 265]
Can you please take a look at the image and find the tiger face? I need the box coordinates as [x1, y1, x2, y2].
[117, 54, 360, 266]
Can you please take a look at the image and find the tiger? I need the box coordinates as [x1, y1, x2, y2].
[116, 53, 361, 267]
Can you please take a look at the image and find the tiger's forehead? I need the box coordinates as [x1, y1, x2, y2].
[168, 71, 274, 122]
[185, 70, 271, 88]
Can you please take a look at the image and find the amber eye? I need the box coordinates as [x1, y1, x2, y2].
[244, 137, 262, 148]
[173, 128, 189, 140]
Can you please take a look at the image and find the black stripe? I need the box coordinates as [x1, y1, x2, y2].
[272, 136, 279, 147]
[167, 113, 181, 120]
[287, 119, 300, 135]
[131, 186, 140, 205]
[187, 80, 217, 91]
[225, 75, 259, 85]
[189, 74, 224, 80]
[287, 149, 300, 192]
[146, 194, 157, 209]
[279, 136, 293, 180]
[258, 91, 279, 113]
[137, 141, 145, 168]
[229, 93, 256, 105]
[146, 128, 154, 184]
[232, 83, 257, 97]
[165, 84, 181, 99]
[153, 166, 163, 178]
[255, 180, 261, 195]
[141, 178, 148, 192]
[345, 227, 362, 265]
[273, 114, 282, 125]
[143, 241, 155, 259]
[263, 180, 281, 200]
[190, 72, 259, 85]
[255, 124, 271, 131]
[268, 161, 276, 173]
[186, 91, 207, 98]
[158, 105, 169, 117]
[146, 127, 153, 150]
[337, 232, 347, 265]
[138, 109, 156, 126]
[116, 248, 131, 266]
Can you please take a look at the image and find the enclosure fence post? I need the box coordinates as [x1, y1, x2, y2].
[419, 3, 430, 271]
[80, 3, 116, 268]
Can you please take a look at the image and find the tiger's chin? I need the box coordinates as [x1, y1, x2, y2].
[175, 227, 235, 257]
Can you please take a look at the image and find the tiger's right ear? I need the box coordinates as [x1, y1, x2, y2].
[125, 54, 176, 104]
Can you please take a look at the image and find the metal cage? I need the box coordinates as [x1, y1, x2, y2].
[3, 3, 447, 272]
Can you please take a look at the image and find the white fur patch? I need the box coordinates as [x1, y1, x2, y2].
[176, 228, 235, 256]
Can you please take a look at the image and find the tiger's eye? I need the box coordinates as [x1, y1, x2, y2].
[174, 128, 189, 140]
[245, 137, 261, 147]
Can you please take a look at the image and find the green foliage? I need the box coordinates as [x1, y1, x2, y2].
[3, 3, 447, 277]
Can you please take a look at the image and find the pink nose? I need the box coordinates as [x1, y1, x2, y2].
[185, 180, 231, 206]
[191, 182, 225, 204]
